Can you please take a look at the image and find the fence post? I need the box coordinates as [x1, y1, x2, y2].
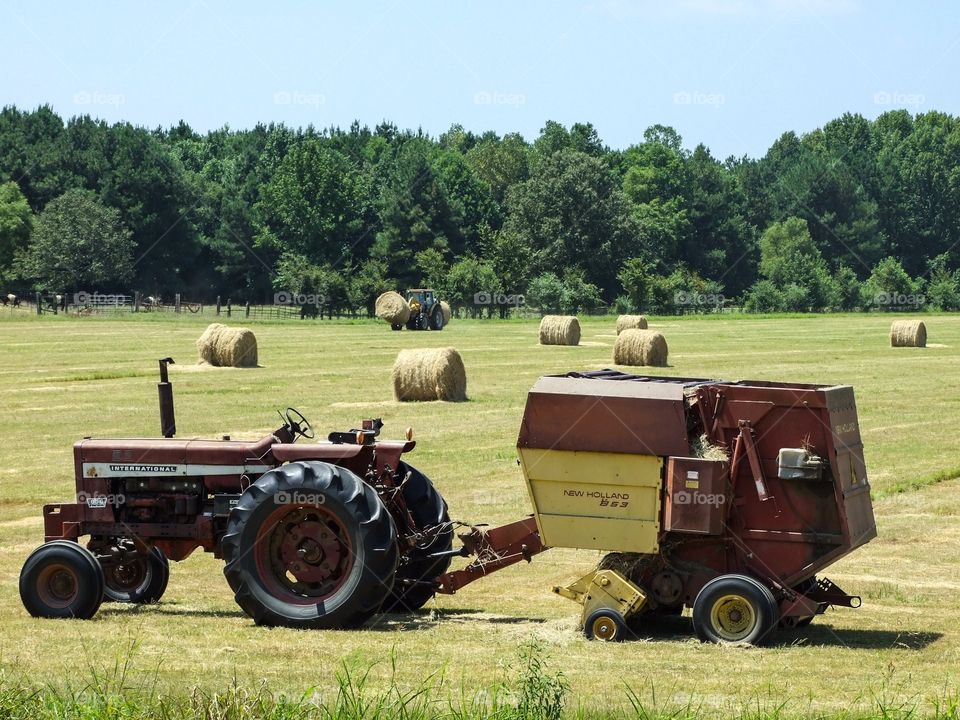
[245, 301, 250, 318]
[36, 292, 41, 316]
[175, 293, 181, 314]
[216, 296, 221, 316]
[226, 298, 232, 317]
[134, 291, 140, 313]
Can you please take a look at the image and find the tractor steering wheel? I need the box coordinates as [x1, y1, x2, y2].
[279, 407, 315, 441]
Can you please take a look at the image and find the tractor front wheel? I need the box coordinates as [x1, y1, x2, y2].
[692, 574, 779, 645]
[20, 540, 104, 619]
[222, 461, 398, 629]
[99, 546, 169, 604]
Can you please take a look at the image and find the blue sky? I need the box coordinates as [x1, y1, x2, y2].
[2, 0, 957, 158]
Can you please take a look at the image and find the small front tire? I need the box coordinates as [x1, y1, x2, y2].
[100, 547, 169, 604]
[20, 541, 104, 619]
[584, 608, 629, 641]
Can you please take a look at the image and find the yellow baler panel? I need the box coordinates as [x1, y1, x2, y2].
[518, 447, 662, 553]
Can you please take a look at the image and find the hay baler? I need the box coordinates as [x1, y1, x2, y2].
[20, 365, 876, 645]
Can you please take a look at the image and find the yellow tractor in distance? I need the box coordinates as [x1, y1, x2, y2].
[398, 288, 445, 331]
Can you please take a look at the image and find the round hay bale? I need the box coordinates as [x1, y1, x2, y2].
[392, 347, 467, 402]
[439, 300, 452, 326]
[613, 329, 668, 367]
[538, 315, 580, 346]
[616, 314, 648, 334]
[375, 291, 411, 325]
[197, 323, 259, 367]
[890, 319, 926, 348]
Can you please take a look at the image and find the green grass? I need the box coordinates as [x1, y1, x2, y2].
[1, 310, 960, 717]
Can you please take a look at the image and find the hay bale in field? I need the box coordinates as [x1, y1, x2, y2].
[439, 300, 452, 326]
[616, 314, 648, 334]
[613, 329, 668, 367]
[392, 347, 467, 402]
[538, 315, 581, 346]
[375, 291, 411, 325]
[890, 319, 927, 348]
[196, 323, 259, 367]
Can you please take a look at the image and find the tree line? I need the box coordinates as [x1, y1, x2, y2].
[1, 105, 959, 315]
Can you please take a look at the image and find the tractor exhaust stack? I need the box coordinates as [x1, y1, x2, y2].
[158, 357, 176, 438]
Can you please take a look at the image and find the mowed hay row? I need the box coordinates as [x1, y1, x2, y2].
[196, 323, 258, 367]
[613, 329, 669, 367]
[538, 315, 581, 346]
[616, 314, 648, 334]
[375, 291, 411, 325]
[890, 319, 927, 347]
[440, 300, 452, 326]
[392, 347, 467, 402]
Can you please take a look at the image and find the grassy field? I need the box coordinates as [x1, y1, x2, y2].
[1, 310, 959, 717]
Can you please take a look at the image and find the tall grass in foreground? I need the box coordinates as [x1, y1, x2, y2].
[0, 640, 957, 720]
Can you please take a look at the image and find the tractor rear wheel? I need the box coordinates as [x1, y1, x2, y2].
[381, 462, 453, 612]
[692, 574, 779, 645]
[428, 306, 444, 331]
[20, 540, 105, 619]
[99, 546, 169, 604]
[222, 461, 398, 629]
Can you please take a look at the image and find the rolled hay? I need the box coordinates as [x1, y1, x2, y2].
[375, 291, 411, 325]
[538, 315, 581, 346]
[439, 300, 452, 326]
[613, 329, 668, 367]
[890, 319, 927, 348]
[392, 347, 467, 402]
[616, 314, 648, 334]
[196, 323, 258, 367]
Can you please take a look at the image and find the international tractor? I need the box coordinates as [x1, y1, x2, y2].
[20, 362, 876, 645]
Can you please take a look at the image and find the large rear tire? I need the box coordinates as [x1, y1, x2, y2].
[222, 461, 398, 629]
[20, 540, 104, 619]
[692, 574, 779, 645]
[381, 462, 453, 612]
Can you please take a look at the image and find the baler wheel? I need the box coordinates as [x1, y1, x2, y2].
[100, 547, 169, 604]
[222, 461, 398, 629]
[381, 461, 454, 613]
[584, 608, 629, 642]
[692, 574, 779, 645]
[20, 540, 105, 619]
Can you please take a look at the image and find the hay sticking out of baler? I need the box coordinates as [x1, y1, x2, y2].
[616, 314, 648, 334]
[392, 347, 467, 402]
[613, 329, 668, 367]
[890, 319, 927, 347]
[691, 433, 730, 461]
[196, 323, 258, 367]
[440, 300, 452, 326]
[375, 291, 411, 325]
[538, 315, 581, 346]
